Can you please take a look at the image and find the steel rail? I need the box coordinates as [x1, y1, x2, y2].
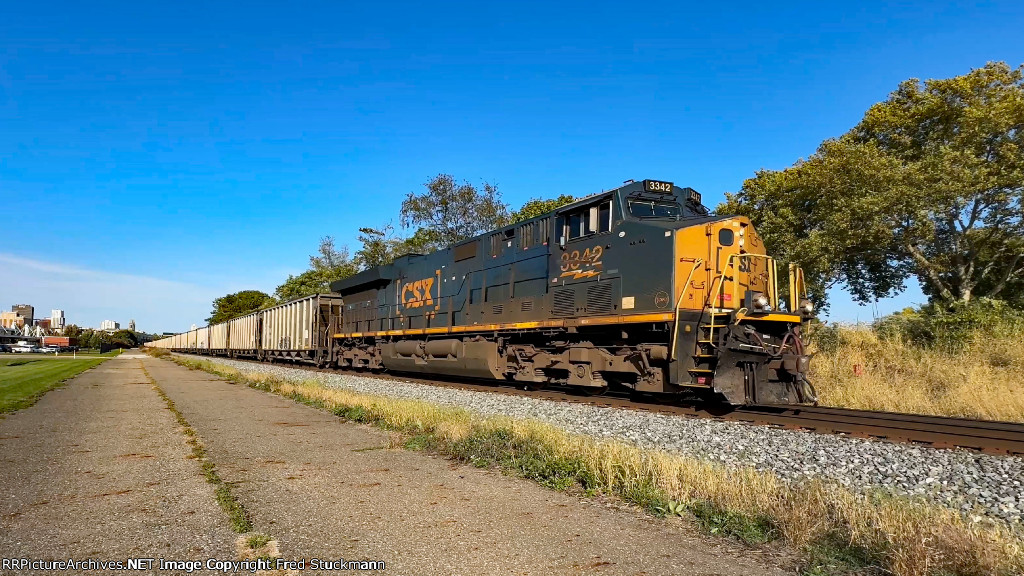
[732, 405, 1024, 455]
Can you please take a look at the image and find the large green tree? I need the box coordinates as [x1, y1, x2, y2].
[721, 62, 1024, 308]
[206, 290, 274, 324]
[400, 174, 509, 249]
[275, 236, 357, 301]
[510, 194, 576, 223]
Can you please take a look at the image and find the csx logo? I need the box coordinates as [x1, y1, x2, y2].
[401, 277, 436, 308]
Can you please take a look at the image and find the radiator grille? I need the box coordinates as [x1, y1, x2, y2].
[492, 305, 503, 315]
[586, 283, 613, 314]
[553, 288, 576, 316]
[521, 300, 534, 312]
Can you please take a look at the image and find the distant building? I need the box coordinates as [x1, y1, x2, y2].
[128, 319, 136, 332]
[100, 320, 120, 331]
[50, 309, 66, 331]
[11, 305, 33, 326]
[0, 311, 26, 329]
[34, 318, 51, 330]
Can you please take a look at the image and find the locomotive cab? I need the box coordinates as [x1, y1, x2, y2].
[608, 179, 817, 405]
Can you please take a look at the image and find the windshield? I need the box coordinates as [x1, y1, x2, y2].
[628, 199, 683, 218]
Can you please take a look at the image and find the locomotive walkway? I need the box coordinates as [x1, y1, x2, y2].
[1, 354, 790, 575]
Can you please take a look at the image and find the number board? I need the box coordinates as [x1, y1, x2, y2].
[642, 179, 673, 193]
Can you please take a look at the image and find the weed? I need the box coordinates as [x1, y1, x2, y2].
[246, 533, 271, 550]
[687, 500, 779, 545]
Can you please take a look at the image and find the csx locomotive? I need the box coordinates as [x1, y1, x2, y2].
[150, 179, 816, 405]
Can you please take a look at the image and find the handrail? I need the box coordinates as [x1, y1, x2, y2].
[701, 253, 780, 347]
[669, 258, 703, 361]
[788, 263, 808, 313]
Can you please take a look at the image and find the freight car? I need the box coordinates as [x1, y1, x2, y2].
[148, 179, 816, 406]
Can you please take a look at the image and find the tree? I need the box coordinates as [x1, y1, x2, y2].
[510, 194, 576, 223]
[355, 225, 442, 270]
[721, 62, 1024, 308]
[275, 236, 357, 301]
[86, 331, 104, 350]
[108, 330, 138, 348]
[63, 324, 83, 339]
[355, 226, 396, 269]
[400, 174, 509, 249]
[206, 290, 273, 324]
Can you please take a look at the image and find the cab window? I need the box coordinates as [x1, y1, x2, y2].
[628, 199, 682, 218]
[557, 198, 613, 242]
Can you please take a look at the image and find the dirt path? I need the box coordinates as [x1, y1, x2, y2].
[0, 354, 237, 575]
[145, 356, 789, 576]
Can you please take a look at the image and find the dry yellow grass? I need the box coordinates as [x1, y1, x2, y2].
[168, 354, 1024, 576]
[809, 325, 1024, 422]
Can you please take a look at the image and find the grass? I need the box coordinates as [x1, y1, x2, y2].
[0, 356, 109, 413]
[156, 351, 1024, 576]
[809, 325, 1024, 422]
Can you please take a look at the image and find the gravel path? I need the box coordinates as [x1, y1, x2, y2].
[190, 355, 1024, 525]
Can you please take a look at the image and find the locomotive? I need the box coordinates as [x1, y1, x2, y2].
[150, 179, 816, 405]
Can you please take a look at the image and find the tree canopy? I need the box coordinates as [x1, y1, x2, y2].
[720, 62, 1024, 308]
[354, 225, 439, 269]
[275, 236, 358, 301]
[400, 174, 509, 249]
[510, 194, 576, 223]
[206, 290, 274, 324]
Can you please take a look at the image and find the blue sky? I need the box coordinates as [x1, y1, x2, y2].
[2, 1, 1021, 332]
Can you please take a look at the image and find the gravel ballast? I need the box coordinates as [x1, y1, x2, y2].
[185, 355, 1024, 525]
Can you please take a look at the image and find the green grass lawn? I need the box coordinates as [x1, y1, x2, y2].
[0, 356, 110, 413]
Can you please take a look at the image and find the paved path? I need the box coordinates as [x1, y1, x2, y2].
[144, 356, 788, 576]
[0, 354, 237, 575]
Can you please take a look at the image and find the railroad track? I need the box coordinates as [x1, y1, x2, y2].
[177, 353, 1024, 456]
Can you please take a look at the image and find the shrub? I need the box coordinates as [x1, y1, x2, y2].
[874, 299, 1024, 351]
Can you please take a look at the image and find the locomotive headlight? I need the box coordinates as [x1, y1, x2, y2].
[753, 293, 769, 310]
[799, 298, 814, 316]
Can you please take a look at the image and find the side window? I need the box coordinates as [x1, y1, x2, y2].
[568, 212, 584, 239]
[558, 199, 613, 242]
[598, 201, 611, 233]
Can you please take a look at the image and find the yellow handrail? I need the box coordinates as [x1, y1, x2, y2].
[700, 253, 781, 346]
[670, 258, 703, 361]
[788, 263, 808, 313]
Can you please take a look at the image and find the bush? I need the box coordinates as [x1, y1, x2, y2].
[874, 299, 1024, 351]
[807, 322, 845, 354]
